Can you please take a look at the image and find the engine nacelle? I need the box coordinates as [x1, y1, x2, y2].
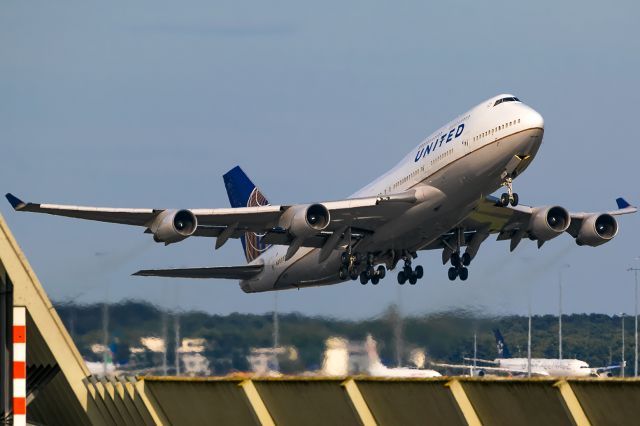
[576, 213, 618, 247]
[150, 209, 198, 244]
[281, 204, 330, 237]
[529, 206, 571, 241]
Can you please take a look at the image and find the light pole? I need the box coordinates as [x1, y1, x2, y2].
[559, 264, 570, 360]
[628, 266, 640, 377]
[621, 313, 626, 378]
[527, 300, 532, 378]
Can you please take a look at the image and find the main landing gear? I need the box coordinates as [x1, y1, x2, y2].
[339, 252, 359, 281]
[499, 177, 519, 207]
[448, 251, 470, 281]
[339, 252, 387, 285]
[397, 258, 423, 285]
[360, 265, 386, 285]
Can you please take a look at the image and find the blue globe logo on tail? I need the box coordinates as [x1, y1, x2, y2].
[244, 187, 271, 262]
[222, 166, 272, 263]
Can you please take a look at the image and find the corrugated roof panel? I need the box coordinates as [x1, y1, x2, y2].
[28, 374, 93, 426]
[145, 379, 260, 426]
[253, 379, 363, 426]
[461, 380, 573, 426]
[569, 380, 640, 425]
[355, 379, 467, 426]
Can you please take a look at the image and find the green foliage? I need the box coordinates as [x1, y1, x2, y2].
[55, 301, 634, 375]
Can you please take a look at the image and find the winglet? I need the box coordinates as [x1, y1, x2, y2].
[616, 197, 631, 209]
[5, 193, 26, 210]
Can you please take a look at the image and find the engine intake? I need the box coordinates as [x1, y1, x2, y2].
[529, 206, 571, 241]
[150, 209, 198, 244]
[576, 213, 618, 247]
[282, 203, 331, 238]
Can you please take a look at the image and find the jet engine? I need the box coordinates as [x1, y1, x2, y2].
[576, 213, 618, 247]
[150, 209, 198, 244]
[529, 206, 571, 241]
[282, 203, 331, 237]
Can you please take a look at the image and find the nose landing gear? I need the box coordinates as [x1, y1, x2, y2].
[499, 177, 519, 207]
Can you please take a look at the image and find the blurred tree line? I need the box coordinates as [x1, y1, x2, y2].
[55, 301, 633, 375]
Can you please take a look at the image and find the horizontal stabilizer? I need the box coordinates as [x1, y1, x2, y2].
[133, 264, 263, 279]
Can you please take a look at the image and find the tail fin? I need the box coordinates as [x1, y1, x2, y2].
[493, 329, 511, 358]
[222, 166, 271, 262]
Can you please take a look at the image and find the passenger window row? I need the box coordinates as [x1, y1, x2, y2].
[473, 119, 521, 142]
[430, 148, 453, 166]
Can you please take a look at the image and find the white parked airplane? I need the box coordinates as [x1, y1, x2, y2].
[434, 329, 623, 377]
[6, 94, 637, 292]
[365, 335, 441, 378]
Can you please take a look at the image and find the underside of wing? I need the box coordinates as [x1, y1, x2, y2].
[422, 195, 637, 262]
[132, 264, 263, 279]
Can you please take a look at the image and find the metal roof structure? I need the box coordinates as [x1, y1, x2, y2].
[1, 212, 640, 425]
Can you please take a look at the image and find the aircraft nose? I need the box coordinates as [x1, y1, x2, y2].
[527, 109, 544, 129]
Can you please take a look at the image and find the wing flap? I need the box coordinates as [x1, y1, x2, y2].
[132, 264, 263, 279]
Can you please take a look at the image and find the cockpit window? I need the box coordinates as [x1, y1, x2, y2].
[494, 97, 520, 106]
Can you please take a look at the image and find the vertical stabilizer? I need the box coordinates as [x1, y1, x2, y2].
[493, 329, 512, 358]
[222, 166, 271, 262]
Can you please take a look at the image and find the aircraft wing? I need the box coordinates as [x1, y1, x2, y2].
[5, 189, 431, 256]
[421, 195, 637, 258]
[5, 191, 425, 231]
[132, 265, 263, 279]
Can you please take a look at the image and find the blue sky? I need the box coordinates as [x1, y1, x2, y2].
[2, 1, 639, 318]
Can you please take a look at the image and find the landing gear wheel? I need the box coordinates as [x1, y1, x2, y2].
[371, 276, 380, 285]
[350, 270, 359, 281]
[366, 266, 376, 278]
[377, 265, 386, 279]
[339, 267, 348, 280]
[409, 274, 417, 285]
[448, 267, 458, 281]
[461, 253, 471, 267]
[500, 193, 510, 207]
[459, 267, 469, 281]
[360, 272, 368, 285]
[341, 252, 349, 264]
[510, 193, 519, 207]
[415, 265, 424, 279]
[451, 253, 461, 268]
[397, 271, 407, 285]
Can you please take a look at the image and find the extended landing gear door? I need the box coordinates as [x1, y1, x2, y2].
[501, 155, 531, 179]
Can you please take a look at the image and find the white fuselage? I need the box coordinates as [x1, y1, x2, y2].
[494, 358, 592, 377]
[240, 94, 545, 293]
[369, 362, 442, 378]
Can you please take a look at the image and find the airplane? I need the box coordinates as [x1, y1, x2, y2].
[5, 94, 637, 293]
[365, 335, 441, 378]
[434, 329, 623, 377]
